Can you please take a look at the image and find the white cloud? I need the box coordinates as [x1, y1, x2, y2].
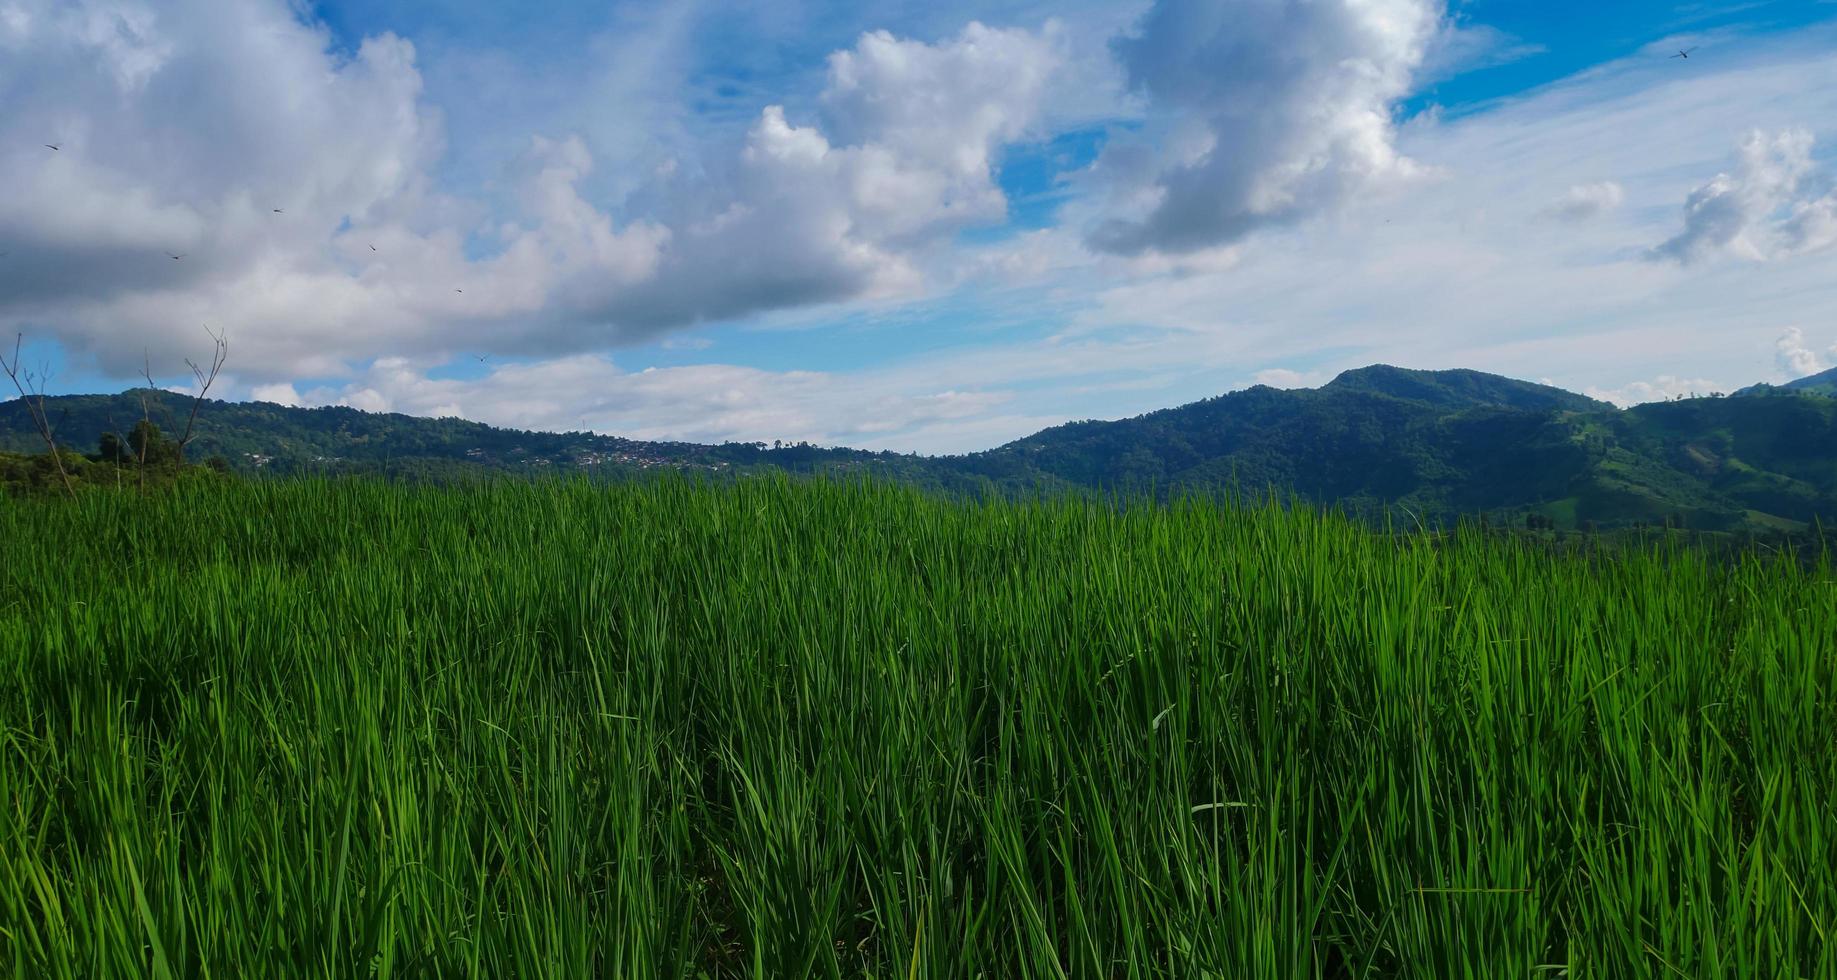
[592, 19, 1061, 334]
[337, 387, 392, 414]
[278, 353, 1034, 453]
[0, 3, 1062, 382]
[1252, 368, 1323, 389]
[0, 0, 442, 374]
[249, 382, 302, 407]
[1774, 327, 1837, 378]
[603, 21, 1060, 328]
[1779, 184, 1837, 255]
[1084, 0, 1442, 256]
[1541, 181, 1625, 222]
[1650, 129, 1837, 263]
[1585, 375, 1722, 406]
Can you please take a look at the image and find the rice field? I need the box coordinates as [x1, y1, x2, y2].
[1, 475, 1833, 977]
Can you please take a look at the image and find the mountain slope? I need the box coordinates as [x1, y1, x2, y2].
[1322, 364, 1613, 413]
[6, 368, 1836, 531]
[954, 368, 1834, 531]
[1595, 395, 1837, 526]
[1784, 366, 1837, 396]
[0, 389, 939, 483]
[955, 368, 1604, 514]
[1734, 366, 1837, 398]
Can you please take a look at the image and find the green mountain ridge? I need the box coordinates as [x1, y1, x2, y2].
[6, 366, 1836, 533]
[1321, 364, 1615, 413]
[0, 390, 921, 476]
[1734, 365, 1837, 398]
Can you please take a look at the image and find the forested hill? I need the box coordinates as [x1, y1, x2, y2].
[6, 365, 1837, 532]
[0, 390, 936, 483]
[1738, 365, 1837, 398]
[951, 365, 1837, 533]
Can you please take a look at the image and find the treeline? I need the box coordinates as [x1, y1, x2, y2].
[0, 421, 230, 495]
[2, 327, 229, 498]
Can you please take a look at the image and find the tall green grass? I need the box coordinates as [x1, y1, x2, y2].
[1, 475, 1832, 977]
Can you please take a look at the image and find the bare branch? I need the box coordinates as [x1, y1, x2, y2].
[0, 333, 76, 499]
[139, 349, 155, 470]
[104, 410, 126, 489]
[174, 325, 227, 464]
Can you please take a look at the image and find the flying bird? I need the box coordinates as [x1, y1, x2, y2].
[475, 354, 489, 363]
[167, 253, 186, 260]
[369, 244, 377, 251]
[1670, 47, 1696, 59]
[43, 144, 59, 151]
[455, 288, 463, 293]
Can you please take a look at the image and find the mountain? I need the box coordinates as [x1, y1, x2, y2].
[1320, 364, 1612, 413]
[0, 390, 942, 484]
[6, 368, 1837, 533]
[954, 368, 1836, 532]
[1734, 366, 1837, 398]
[947, 367, 1605, 515]
[1783, 367, 1837, 396]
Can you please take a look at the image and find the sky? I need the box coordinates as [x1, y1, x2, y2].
[3, 0, 1837, 454]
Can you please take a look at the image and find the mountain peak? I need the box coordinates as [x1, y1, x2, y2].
[1322, 365, 1613, 413]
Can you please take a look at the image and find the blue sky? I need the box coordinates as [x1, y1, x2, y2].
[5, 0, 1837, 451]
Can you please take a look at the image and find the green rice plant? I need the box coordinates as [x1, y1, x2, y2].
[0, 474, 1832, 977]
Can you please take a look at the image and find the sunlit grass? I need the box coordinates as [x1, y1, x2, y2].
[2, 475, 1832, 977]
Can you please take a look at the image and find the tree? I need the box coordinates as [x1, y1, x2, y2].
[129, 420, 179, 467]
[99, 430, 128, 464]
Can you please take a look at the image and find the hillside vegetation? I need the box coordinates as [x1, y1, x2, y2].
[1, 418, 226, 495]
[0, 389, 927, 485]
[953, 366, 1837, 532]
[1738, 364, 1837, 398]
[6, 365, 1837, 531]
[2, 476, 1832, 977]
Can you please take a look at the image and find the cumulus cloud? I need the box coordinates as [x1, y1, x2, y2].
[1650, 129, 1837, 264]
[1541, 181, 1625, 222]
[0, 2, 1061, 381]
[249, 382, 302, 407]
[0, 1, 433, 304]
[594, 23, 1060, 329]
[1774, 327, 1836, 377]
[1084, 0, 1441, 256]
[0, 0, 456, 375]
[1584, 375, 1721, 407]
